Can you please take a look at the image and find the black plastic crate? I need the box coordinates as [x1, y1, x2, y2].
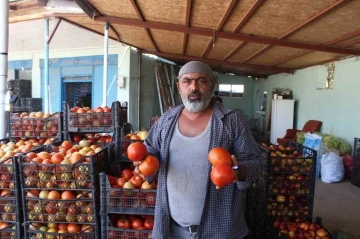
[18, 70, 32, 80]
[24, 222, 98, 239]
[25, 98, 42, 108]
[0, 147, 22, 239]
[270, 217, 335, 239]
[246, 141, 317, 238]
[13, 89, 31, 98]
[351, 168, 360, 188]
[19, 145, 111, 239]
[100, 173, 156, 215]
[353, 138, 360, 171]
[7, 79, 31, 89]
[19, 98, 26, 107]
[0, 222, 21, 239]
[63, 101, 120, 133]
[8, 112, 62, 139]
[101, 214, 153, 239]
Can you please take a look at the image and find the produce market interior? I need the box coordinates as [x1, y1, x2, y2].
[3, 0, 360, 239]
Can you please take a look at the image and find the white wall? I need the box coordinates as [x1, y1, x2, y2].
[254, 57, 360, 145]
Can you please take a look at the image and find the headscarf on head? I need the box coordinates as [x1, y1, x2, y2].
[178, 61, 214, 80]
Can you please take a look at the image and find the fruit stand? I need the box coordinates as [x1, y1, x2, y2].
[0, 102, 335, 239]
[246, 141, 334, 239]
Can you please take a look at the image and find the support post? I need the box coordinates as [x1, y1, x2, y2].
[102, 21, 109, 107]
[137, 51, 142, 130]
[44, 18, 50, 113]
[0, 1, 9, 138]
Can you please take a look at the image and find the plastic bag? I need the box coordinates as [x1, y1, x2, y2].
[320, 152, 345, 183]
[303, 133, 322, 178]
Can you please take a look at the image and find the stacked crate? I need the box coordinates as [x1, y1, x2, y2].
[19, 143, 114, 238]
[8, 112, 63, 141]
[63, 101, 128, 161]
[100, 173, 155, 238]
[0, 139, 22, 238]
[351, 138, 360, 188]
[7, 70, 42, 112]
[246, 141, 317, 239]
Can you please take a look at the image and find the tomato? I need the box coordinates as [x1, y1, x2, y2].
[107, 175, 117, 186]
[208, 147, 232, 167]
[108, 230, 116, 239]
[117, 217, 132, 229]
[116, 177, 127, 188]
[127, 142, 148, 161]
[121, 169, 134, 181]
[128, 215, 139, 222]
[132, 218, 144, 229]
[138, 155, 159, 176]
[144, 218, 154, 230]
[210, 165, 235, 188]
[73, 135, 82, 142]
[145, 193, 156, 207]
[130, 175, 144, 188]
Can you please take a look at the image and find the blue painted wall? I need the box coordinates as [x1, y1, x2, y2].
[40, 55, 118, 112]
[8, 60, 33, 70]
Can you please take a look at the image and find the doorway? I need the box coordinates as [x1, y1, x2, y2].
[63, 82, 92, 108]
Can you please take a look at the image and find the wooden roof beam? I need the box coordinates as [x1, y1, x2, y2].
[201, 0, 237, 58]
[242, 0, 350, 63]
[182, 0, 192, 55]
[222, 0, 264, 61]
[233, 0, 263, 33]
[94, 16, 360, 56]
[129, 0, 159, 52]
[223, 42, 246, 60]
[269, 28, 360, 67]
[47, 18, 61, 44]
[61, 18, 119, 42]
[139, 50, 293, 74]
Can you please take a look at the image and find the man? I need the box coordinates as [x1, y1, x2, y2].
[213, 90, 223, 104]
[143, 61, 261, 239]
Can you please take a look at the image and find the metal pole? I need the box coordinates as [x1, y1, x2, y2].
[44, 18, 50, 113]
[102, 21, 109, 107]
[0, 1, 9, 138]
[137, 51, 142, 130]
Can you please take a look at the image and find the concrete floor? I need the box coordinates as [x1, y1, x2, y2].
[314, 179, 360, 239]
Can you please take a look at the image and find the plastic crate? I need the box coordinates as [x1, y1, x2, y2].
[100, 173, 156, 215]
[246, 141, 317, 238]
[270, 217, 335, 239]
[0, 222, 20, 239]
[0, 155, 22, 239]
[351, 168, 360, 188]
[25, 98, 42, 108]
[353, 138, 360, 171]
[19, 145, 111, 239]
[24, 223, 98, 239]
[7, 79, 31, 89]
[63, 101, 123, 133]
[101, 214, 152, 239]
[13, 89, 31, 98]
[8, 112, 62, 139]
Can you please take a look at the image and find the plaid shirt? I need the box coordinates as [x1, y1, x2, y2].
[145, 103, 262, 239]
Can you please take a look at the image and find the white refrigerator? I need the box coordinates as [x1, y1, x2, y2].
[270, 99, 295, 144]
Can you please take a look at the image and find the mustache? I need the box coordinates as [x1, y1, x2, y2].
[188, 91, 203, 99]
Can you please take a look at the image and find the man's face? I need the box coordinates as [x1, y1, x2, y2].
[177, 72, 215, 112]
